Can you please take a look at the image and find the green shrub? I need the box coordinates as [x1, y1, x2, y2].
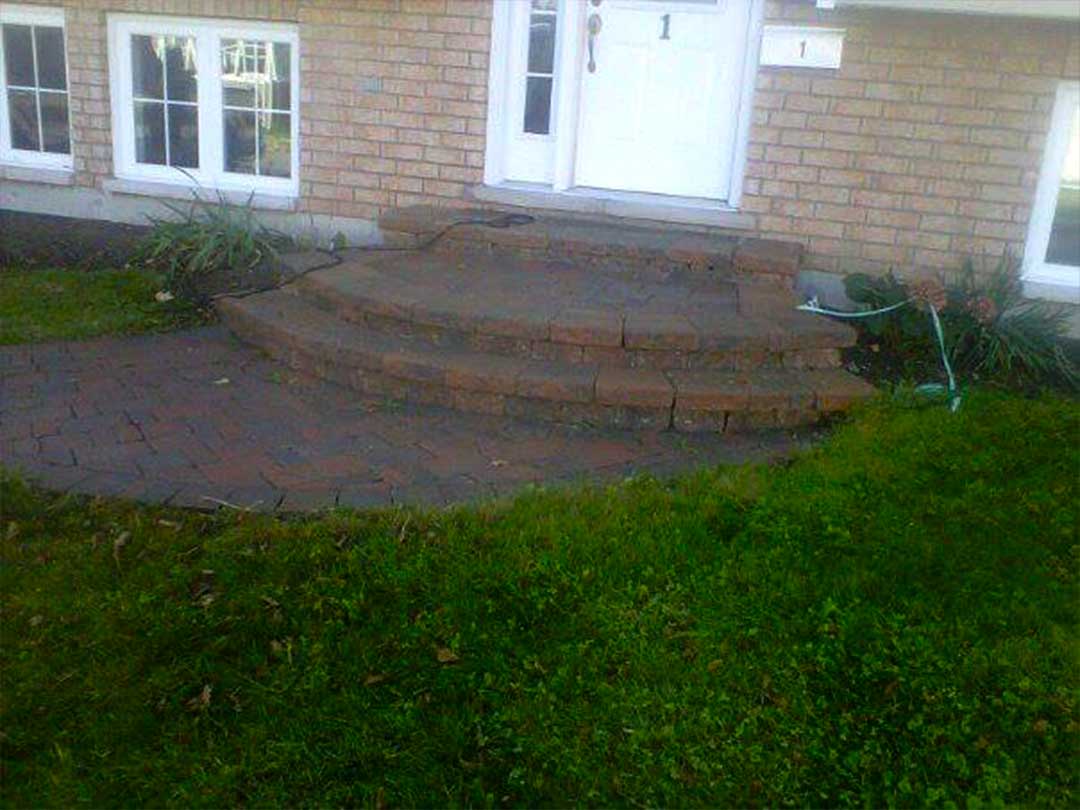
[132, 190, 291, 305]
[844, 257, 1078, 391]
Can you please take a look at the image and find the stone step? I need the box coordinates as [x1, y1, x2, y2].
[378, 205, 802, 287]
[217, 290, 875, 433]
[292, 252, 853, 372]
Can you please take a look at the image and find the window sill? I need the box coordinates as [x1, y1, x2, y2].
[102, 177, 298, 211]
[470, 182, 755, 230]
[1022, 266, 1080, 305]
[0, 164, 74, 186]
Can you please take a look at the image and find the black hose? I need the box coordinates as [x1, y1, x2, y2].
[213, 212, 535, 301]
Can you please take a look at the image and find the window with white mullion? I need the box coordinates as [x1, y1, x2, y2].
[0, 6, 72, 168]
[109, 15, 298, 196]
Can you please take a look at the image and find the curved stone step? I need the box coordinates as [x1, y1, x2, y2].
[292, 253, 854, 372]
[217, 290, 874, 433]
[378, 205, 803, 287]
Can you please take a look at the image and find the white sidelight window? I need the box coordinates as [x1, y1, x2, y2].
[107, 15, 299, 197]
[1023, 81, 1080, 298]
[0, 5, 72, 169]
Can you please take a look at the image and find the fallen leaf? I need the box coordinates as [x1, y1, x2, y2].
[261, 596, 281, 610]
[212, 377, 230, 386]
[5, 522, 17, 541]
[112, 531, 130, 566]
[157, 519, 181, 529]
[364, 673, 388, 687]
[707, 659, 722, 673]
[29, 615, 44, 628]
[185, 684, 212, 712]
[155, 290, 175, 302]
[435, 646, 459, 665]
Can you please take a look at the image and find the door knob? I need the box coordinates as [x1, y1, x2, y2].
[587, 12, 602, 73]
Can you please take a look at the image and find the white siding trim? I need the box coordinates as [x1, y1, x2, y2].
[817, 0, 1080, 19]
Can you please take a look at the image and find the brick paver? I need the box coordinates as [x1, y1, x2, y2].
[0, 328, 815, 512]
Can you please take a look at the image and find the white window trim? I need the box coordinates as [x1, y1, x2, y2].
[107, 14, 300, 199]
[0, 4, 73, 171]
[1022, 81, 1080, 296]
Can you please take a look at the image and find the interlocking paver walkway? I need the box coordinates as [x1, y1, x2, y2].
[1, 327, 816, 511]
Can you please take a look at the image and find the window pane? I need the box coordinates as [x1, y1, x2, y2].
[221, 40, 291, 112]
[270, 43, 291, 111]
[221, 39, 259, 108]
[164, 37, 197, 102]
[259, 112, 291, 177]
[40, 92, 70, 153]
[524, 76, 553, 135]
[134, 100, 166, 164]
[1045, 107, 1080, 267]
[527, 14, 557, 75]
[168, 104, 199, 168]
[34, 26, 67, 90]
[8, 88, 39, 150]
[131, 35, 164, 99]
[2, 24, 35, 87]
[224, 108, 256, 174]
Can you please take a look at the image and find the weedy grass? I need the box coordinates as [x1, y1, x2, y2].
[0, 265, 206, 344]
[1, 391, 1077, 807]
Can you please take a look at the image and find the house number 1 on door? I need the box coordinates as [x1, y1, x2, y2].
[660, 13, 671, 40]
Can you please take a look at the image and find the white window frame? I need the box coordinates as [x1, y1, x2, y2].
[0, 4, 73, 171]
[1022, 81, 1080, 295]
[107, 14, 300, 199]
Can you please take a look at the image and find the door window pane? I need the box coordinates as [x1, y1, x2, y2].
[524, 76, 553, 135]
[527, 14, 556, 74]
[221, 39, 292, 177]
[2, 21, 70, 157]
[8, 88, 39, 150]
[522, 1, 558, 136]
[1045, 105, 1080, 267]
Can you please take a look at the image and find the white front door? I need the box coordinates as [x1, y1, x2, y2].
[574, 0, 751, 199]
[486, 0, 757, 203]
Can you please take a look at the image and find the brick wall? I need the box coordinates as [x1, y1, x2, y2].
[297, 0, 490, 222]
[7, 0, 1080, 280]
[748, 0, 1080, 277]
[22, 0, 490, 221]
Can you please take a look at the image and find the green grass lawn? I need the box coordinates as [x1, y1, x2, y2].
[2, 391, 1077, 807]
[0, 266, 207, 344]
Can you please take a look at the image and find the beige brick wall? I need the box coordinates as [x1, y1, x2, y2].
[750, 0, 1080, 277]
[21, 0, 490, 221]
[8, 0, 1080, 280]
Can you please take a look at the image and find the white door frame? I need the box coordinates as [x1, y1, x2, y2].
[484, 0, 763, 209]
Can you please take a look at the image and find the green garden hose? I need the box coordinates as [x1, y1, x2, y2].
[797, 297, 962, 412]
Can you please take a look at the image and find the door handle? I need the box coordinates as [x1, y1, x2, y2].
[587, 12, 602, 73]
